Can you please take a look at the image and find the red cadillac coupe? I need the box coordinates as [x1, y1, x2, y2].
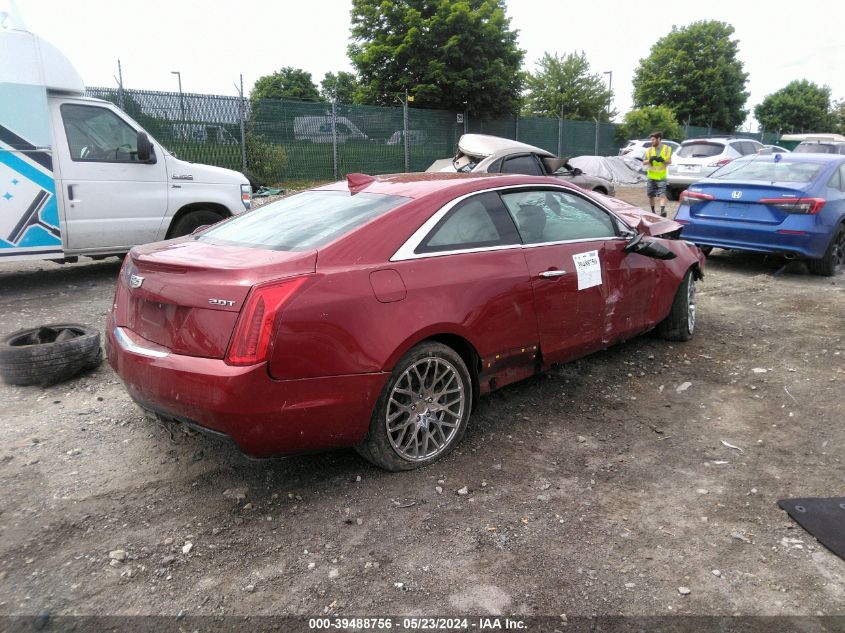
[107, 172, 704, 470]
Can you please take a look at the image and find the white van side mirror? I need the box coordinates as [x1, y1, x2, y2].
[137, 132, 155, 163]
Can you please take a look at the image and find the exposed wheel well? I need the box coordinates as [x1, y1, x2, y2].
[166, 203, 231, 238]
[592, 186, 608, 195]
[424, 334, 481, 410]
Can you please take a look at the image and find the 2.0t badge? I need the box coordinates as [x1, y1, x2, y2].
[209, 298, 236, 307]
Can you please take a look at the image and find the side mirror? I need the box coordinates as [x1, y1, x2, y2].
[624, 233, 677, 260]
[137, 132, 155, 163]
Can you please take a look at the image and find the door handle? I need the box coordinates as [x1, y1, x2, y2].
[67, 184, 75, 200]
[539, 269, 567, 278]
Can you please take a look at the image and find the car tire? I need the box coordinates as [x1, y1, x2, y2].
[698, 246, 713, 256]
[0, 324, 102, 386]
[355, 342, 472, 471]
[168, 209, 226, 239]
[656, 270, 696, 342]
[666, 187, 680, 202]
[807, 225, 845, 277]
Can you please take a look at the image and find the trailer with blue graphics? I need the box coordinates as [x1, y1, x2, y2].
[0, 9, 250, 263]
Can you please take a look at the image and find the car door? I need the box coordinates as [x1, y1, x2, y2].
[394, 190, 541, 388]
[53, 101, 167, 250]
[499, 187, 657, 363]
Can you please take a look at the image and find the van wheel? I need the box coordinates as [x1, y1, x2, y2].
[168, 209, 225, 238]
[355, 342, 472, 471]
[0, 324, 102, 386]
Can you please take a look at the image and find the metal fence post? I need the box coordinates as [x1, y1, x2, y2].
[403, 90, 410, 173]
[332, 100, 339, 180]
[594, 118, 599, 155]
[238, 74, 247, 176]
[557, 107, 564, 156]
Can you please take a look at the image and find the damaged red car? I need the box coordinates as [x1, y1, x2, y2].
[106, 173, 704, 471]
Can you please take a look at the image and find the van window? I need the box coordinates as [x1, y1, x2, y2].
[60, 105, 140, 163]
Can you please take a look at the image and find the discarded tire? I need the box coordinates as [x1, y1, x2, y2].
[0, 324, 102, 386]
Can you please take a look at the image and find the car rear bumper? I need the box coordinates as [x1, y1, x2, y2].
[678, 218, 831, 259]
[106, 325, 388, 457]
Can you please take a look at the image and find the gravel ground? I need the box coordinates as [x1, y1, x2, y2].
[0, 185, 843, 622]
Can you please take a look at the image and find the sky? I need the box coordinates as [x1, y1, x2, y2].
[12, 0, 845, 130]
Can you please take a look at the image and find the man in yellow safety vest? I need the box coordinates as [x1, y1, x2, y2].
[644, 131, 673, 217]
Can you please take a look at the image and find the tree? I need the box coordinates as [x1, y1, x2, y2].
[522, 52, 614, 121]
[348, 0, 524, 118]
[754, 80, 834, 133]
[832, 99, 845, 135]
[320, 71, 361, 103]
[616, 106, 682, 143]
[250, 67, 321, 102]
[632, 20, 748, 131]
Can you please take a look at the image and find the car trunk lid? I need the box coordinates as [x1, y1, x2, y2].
[114, 239, 317, 358]
[684, 182, 813, 224]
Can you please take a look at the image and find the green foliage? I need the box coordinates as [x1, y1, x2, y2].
[245, 133, 289, 186]
[523, 52, 614, 121]
[832, 100, 845, 135]
[754, 80, 834, 133]
[632, 20, 748, 131]
[348, 0, 524, 118]
[616, 106, 682, 143]
[250, 67, 321, 103]
[320, 71, 361, 103]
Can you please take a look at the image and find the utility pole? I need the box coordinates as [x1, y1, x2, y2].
[115, 59, 125, 110]
[171, 71, 185, 122]
[603, 70, 613, 121]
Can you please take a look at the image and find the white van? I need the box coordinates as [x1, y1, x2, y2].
[0, 12, 251, 263]
[293, 116, 367, 144]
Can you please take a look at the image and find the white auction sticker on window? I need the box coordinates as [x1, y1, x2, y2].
[572, 250, 602, 290]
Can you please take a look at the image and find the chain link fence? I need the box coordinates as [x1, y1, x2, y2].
[87, 86, 778, 185]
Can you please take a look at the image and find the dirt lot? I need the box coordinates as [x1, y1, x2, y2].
[1, 185, 843, 623]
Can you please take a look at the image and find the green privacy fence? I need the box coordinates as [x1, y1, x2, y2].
[86, 86, 778, 185]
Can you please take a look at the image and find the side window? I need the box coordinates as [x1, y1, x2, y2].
[500, 189, 618, 245]
[487, 158, 503, 173]
[416, 192, 520, 254]
[827, 167, 842, 190]
[61, 104, 140, 162]
[500, 154, 543, 176]
[839, 164, 845, 191]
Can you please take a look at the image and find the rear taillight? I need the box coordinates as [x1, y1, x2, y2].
[679, 190, 714, 205]
[759, 197, 826, 214]
[708, 158, 732, 168]
[225, 276, 309, 366]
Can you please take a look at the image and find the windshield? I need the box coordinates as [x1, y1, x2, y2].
[678, 142, 725, 158]
[198, 191, 409, 251]
[710, 159, 823, 183]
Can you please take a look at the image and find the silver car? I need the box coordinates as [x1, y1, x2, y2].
[666, 137, 763, 200]
[427, 134, 616, 195]
[619, 138, 680, 162]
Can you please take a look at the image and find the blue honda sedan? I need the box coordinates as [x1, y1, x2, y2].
[675, 154, 845, 275]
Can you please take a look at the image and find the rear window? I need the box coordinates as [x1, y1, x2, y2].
[794, 142, 845, 155]
[710, 159, 823, 183]
[198, 191, 408, 251]
[678, 142, 725, 158]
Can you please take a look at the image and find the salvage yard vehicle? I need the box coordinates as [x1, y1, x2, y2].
[666, 137, 764, 201]
[107, 172, 705, 471]
[675, 153, 845, 275]
[0, 16, 250, 264]
[427, 134, 616, 196]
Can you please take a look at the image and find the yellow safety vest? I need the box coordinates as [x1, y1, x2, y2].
[645, 144, 672, 180]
